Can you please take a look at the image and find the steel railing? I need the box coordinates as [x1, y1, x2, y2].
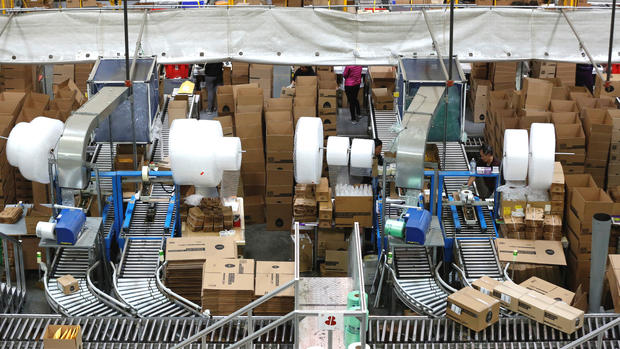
[173, 222, 368, 349]
[0, 232, 26, 313]
[560, 317, 620, 349]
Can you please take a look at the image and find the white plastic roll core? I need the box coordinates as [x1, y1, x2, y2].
[36, 221, 56, 240]
[216, 137, 242, 171]
[294, 117, 324, 184]
[528, 123, 556, 190]
[350, 138, 374, 169]
[503, 129, 529, 182]
[326, 136, 350, 166]
[347, 343, 371, 349]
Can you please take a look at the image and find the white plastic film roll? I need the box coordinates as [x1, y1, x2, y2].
[294, 117, 324, 184]
[216, 137, 242, 171]
[36, 221, 56, 240]
[347, 343, 370, 349]
[528, 123, 556, 190]
[503, 129, 529, 182]
[7, 122, 30, 167]
[16, 117, 64, 184]
[350, 138, 374, 169]
[326, 136, 350, 166]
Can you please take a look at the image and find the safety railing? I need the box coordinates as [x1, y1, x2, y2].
[0, 232, 26, 313]
[173, 221, 367, 349]
[559, 317, 620, 349]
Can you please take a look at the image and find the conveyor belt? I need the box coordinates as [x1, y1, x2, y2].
[370, 108, 398, 152]
[152, 97, 171, 164]
[114, 239, 198, 317]
[434, 141, 469, 194]
[2, 314, 620, 347]
[45, 249, 124, 317]
[390, 246, 449, 317]
[441, 205, 496, 238]
[90, 143, 116, 193]
[123, 200, 175, 238]
[0, 315, 293, 346]
[455, 238, 504, 284]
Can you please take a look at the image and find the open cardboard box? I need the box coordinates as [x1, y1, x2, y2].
[42, 325, 82, 349]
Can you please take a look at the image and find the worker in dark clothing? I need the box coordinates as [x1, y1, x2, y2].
[467, 144, 501, 199]
[204, 62, 223, 113]
[576, 64, 594, 93]
[374, 139, 384, 167]
[292, 66, 316, 82]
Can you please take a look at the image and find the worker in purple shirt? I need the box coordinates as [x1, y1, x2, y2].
[343, 65, 363, 123]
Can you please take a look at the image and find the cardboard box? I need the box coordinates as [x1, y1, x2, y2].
[334, 194, 373, 228]
[266, 185, 293, 199]
[493, 282, 529, 312]
[520, 277, 574, 304]
[495, 239, 566, 266]
[244, 195, 265, 224]
[266, 151, 293, 164]
[319, 200, 333, 220]
[552, 112, 581, 126]
[42, 325, 82, 349]
[166, 236, 237, 261]
[265, 98, 293, 112]
[550, 100, 578, 113]
[294, 233, 313, 272]
[607, 254, 620, 313]
[583, 108, 613, 140]
[56, 275, 79, 295]
[555, 123, 586, 152]
[324, 250, 348, 274]
[168, 100, 188, 126]
[518, 291, 557, 322]
[217, 85, 235, 115]
[523, 78, 553, 111]
[543, 301, 584, 334]
[266, 202, 292, 230]
[471, 276, 502, 297]
[447, 287, 500, 332]
[315, 177, 329, 202]
[570, 188, 613, 228]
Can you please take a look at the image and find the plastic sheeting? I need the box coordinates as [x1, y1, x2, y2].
[0, 7, 619, 64]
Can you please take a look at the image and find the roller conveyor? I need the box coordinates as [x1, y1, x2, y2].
[123, 201, 174, 238]
[45, 249, 124, 317]
[2, 314, 620, 347]
[434, 141, 470, 194]
[370, 109, 398, 152]
[455, 238, 504, 284]
[90, 143, 116, 193]
[390, 246, 449, 317]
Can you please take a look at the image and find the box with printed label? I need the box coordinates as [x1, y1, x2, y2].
[493, 282, 529, 312]
[543, 301, 584, 334]
[518, 291, 557, 322]
[520, 277, 574, 304]
[471, 276, 501, 297]
[446, 287, 499, 332]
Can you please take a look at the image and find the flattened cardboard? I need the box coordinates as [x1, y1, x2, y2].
[495, 239, 566, 265]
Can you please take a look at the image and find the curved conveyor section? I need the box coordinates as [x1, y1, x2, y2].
[389, 246, 450, 317]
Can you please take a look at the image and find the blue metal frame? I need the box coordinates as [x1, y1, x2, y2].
[102, 197, 115, 261]
[436, 171, 500, 263]
[89, 170, 176, 257]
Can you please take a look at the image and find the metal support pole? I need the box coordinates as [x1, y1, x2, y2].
[589, 213, 612, 312]
[381, 160, 387, 253]
[561, 9, 607, 83]
[246, 309, 253, 349]
[606, 0, 617, 90]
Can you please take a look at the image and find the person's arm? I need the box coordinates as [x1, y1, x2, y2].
[467, 176, 475, 186]
[343, 66, 350, 79]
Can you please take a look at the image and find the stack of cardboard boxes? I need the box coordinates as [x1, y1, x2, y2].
[469, 79, 491, 123]
[553, 106, 585, 174]
[202, 258, 255, 315]
[549, 161, 566, 218]
[531, 61, 557, 79]
[607, 110, 620, 189]
[165, 236, 237, 305]
[582, 108, 613, 187]
[0, 92, 26, 208]
[318, 228, 349, 276]
[555, 63, 577, 87]
[265, 98, 294, 231]
[566, 184, 615, 291]
[0, 65, 35, 92]
[235, 85, 266, 223]
[232, 63, 249, 85]
[293, 76, 317, 125]
[254, 261, 294, 315]
[316, 178, 332, 228]
[293, 183, 316, 222]
[489, 62, 517, 91]
[249, 64, 273, 102]
[317, 71, 338, 141]
[334, 185, 373, 228]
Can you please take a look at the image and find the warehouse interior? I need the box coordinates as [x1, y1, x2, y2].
[1, 1, 620, 348]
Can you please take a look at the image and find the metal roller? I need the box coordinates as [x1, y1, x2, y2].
[455, 238, 504, 284]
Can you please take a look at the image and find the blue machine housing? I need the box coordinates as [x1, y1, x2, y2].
[56, 209, 87, 245]
[404, 208, 432, 245]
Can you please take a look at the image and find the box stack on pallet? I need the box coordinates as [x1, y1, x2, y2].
[0, 65, 35, 93]
[202, 258, 255, 315]
[74, 64, 94, 93]
[607, 110, 620, 189]
[489, 62, 517, 91]
[531, 61, 556, 79]
[265, 98, 294, 231]
[317, 69, 338, 142]
[555, 63, 577, 87]
[293, 183, 316, 223]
